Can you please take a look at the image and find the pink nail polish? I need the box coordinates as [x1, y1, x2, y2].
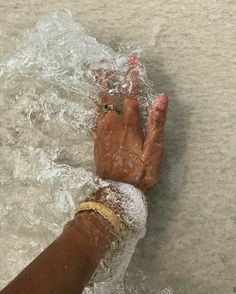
[128, 53, 139, 65]
[152, 94, 168, 111]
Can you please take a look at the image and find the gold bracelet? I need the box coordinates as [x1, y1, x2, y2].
[75, 201, 126, 233]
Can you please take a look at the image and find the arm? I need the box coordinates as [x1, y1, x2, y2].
[2, 195, 115, 294]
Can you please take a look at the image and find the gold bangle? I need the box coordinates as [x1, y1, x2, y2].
[75, 201, 126, 233]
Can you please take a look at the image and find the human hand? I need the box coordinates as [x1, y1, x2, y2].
[94, 54, 168, 193]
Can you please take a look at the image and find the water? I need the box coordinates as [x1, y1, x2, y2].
[0, 9, 156, 293]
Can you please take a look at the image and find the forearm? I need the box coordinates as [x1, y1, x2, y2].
[1, 182, 147, 294]
[1, 211, 115, 294]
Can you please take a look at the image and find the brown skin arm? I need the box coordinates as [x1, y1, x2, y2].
[1, 211, 115, 294]
[1, 53, 168, 294]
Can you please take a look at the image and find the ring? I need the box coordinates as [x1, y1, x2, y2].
[104, 104, 120, 114]
[104, 104, 115, 112]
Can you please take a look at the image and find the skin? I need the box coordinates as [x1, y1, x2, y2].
[95, 53, 168, 192]
[1, 53, 168, 294]
[1, 212, 115, 294]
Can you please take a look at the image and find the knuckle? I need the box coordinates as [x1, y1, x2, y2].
[151, 112, 165, 129]
[156, 117, 165, 129]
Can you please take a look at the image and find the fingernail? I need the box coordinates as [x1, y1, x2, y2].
[152, 94, 168, 111]
[128, 53, 139, 65]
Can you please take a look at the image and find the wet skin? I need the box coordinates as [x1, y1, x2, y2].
[95, 53, 168, 192]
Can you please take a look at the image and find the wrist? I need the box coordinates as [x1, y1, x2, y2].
[64, 211, 115, 266]
[78, 181, 148, 286]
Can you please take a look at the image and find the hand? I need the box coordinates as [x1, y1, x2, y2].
[94, 54, 168, 193]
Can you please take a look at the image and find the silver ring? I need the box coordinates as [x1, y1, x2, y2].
[104, 104, 115, 112]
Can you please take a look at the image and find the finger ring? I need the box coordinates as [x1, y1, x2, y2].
[104, 104, 120, 114]
[104, 104, 114, 112]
